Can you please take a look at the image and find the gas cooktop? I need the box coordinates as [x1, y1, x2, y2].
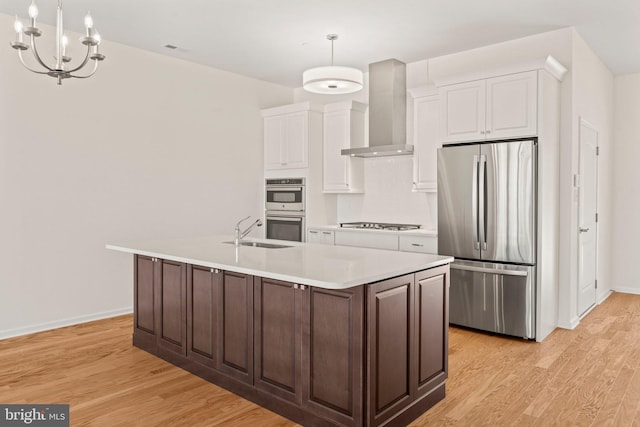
[339, 222, 422, 231]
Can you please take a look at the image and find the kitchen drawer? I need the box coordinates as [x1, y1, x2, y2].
[334, 231, 399, 250]
[307, 229, 335, 245]
[399, 235, 437, 254]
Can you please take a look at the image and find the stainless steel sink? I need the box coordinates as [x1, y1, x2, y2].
[223, 241, 292, 249]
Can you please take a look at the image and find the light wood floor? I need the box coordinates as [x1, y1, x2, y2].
[1, 292, 639, 426]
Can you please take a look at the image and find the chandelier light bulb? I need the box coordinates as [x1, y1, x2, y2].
[28, 2, 38, 19]
[84, 12, 93, 29]
[14, 16, 23, 33]
[28, 1, 38, 27]
[94, 31, 101, 44]
[62, 34, 68, 56]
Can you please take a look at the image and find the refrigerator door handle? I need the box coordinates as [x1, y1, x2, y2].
[451, 264, 528, 277]
[479, 154, 487, 251]
[472, 155, 480, 250]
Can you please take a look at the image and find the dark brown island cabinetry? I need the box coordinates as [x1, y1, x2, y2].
[132, 254, 449, 427]
[133, 255, 187, 356]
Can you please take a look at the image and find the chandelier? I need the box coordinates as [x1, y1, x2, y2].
[10, 0, 105, 85]
[303, 34, 363, 95]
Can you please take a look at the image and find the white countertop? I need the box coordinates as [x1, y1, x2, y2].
[308, 225, 438, 237]
[106, 236, 452, 290]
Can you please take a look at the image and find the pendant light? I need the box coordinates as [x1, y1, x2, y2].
[303, 34, 363, 94]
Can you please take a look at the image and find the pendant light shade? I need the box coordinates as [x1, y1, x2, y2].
[303, 34, 363, 94]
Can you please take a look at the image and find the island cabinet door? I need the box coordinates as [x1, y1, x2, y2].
[216, 271, 254, 384]
[134, 255, 158, 349]
[156, 259, 188, 357]
[415, 266, 449, 397]
[186, 265, 219, 368]
[254, 278, 303, 405]
[367, 274, 416, 427]
[302, 286, 364, 427]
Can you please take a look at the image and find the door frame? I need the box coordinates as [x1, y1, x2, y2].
[577, 117, 599, 317]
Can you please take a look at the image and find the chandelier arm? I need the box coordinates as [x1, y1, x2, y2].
[64, 46, 91, 74]
[17, 49, 50, 74]
[68, 60, 99, 79]
[30, 35, 56, 72]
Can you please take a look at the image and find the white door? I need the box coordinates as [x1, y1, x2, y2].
[577, 118, 599, 316]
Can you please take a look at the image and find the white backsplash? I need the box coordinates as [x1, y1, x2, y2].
[336, 156, 437, 230]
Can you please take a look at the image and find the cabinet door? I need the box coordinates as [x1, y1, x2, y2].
[413, 94, 440, 191]
[264, 115, 285, 169]
[217, 271, 254, 384]
[439, 80, 486, 144]
[283, 112, 308, 169]
[134, 255, 157, 347]
[320, 230, 335, 245]
[367, 274, 416, 426]
[307, 229, 323, 244]
[323, 110, 351, 191]
[486, 71, 538, 139]
[157, 259, 187, 356]
[414, 266, 449, 397]
[254, 278, 303, 405]
[187, 265, 218, 367]
[303, 286, 364, 427]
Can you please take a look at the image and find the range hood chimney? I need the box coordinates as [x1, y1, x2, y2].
[341, 59, 413, 158]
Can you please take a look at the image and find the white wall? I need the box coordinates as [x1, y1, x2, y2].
[556, 30, 614, 328]
[0, 13, 292, 338]
[612, 73, 640, 294]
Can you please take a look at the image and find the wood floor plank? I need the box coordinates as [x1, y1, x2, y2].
[2, 292, 640, 426]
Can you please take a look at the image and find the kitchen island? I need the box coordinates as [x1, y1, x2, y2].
[107, 236, 453, 427]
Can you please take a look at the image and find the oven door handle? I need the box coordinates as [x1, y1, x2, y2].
[266, 186, 303, 192]
[266, 215, 303, 222]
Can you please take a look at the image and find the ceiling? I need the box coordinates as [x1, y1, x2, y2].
[2, 0, 639, 88]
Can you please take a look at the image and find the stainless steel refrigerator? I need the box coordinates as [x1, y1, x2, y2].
[438, 139, 536, 339]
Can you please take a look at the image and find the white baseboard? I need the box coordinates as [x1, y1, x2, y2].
[557, 315, 580, 330]
[613, 287, 640, 295]
[597, 290, 614, 304]
[0, 307, 133, 340]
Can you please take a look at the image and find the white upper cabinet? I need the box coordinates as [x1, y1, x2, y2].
[262, 103, 321, 170]
[410, 87, 440, 192]
[323, 101, 367, 193]
[439, 70, 538, 144]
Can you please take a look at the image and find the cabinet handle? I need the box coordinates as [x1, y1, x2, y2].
[309, 231, 319, 234]
[480, 130, 485, 135]
[300, 285, 306, 291]
[322, 232, 331, 235]
[411, 243, 424, 247]
[486, 130, 491, 134]
[214, 269, 220, 274]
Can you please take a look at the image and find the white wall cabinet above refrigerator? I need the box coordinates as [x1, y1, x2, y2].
[262, 102, 322, 170]
[409, 87, 440, 192]
[438, 70, 538, 144]
[323, 101, 367, 193]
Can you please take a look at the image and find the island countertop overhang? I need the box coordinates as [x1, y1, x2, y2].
[106, 235, 453, 289]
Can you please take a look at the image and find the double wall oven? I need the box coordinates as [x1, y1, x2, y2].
[265, 178, 305, 242]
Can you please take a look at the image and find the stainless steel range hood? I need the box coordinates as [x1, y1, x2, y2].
[341, 59, 412, 158]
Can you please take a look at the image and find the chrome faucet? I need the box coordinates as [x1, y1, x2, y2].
[234, 216, 263, 246]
